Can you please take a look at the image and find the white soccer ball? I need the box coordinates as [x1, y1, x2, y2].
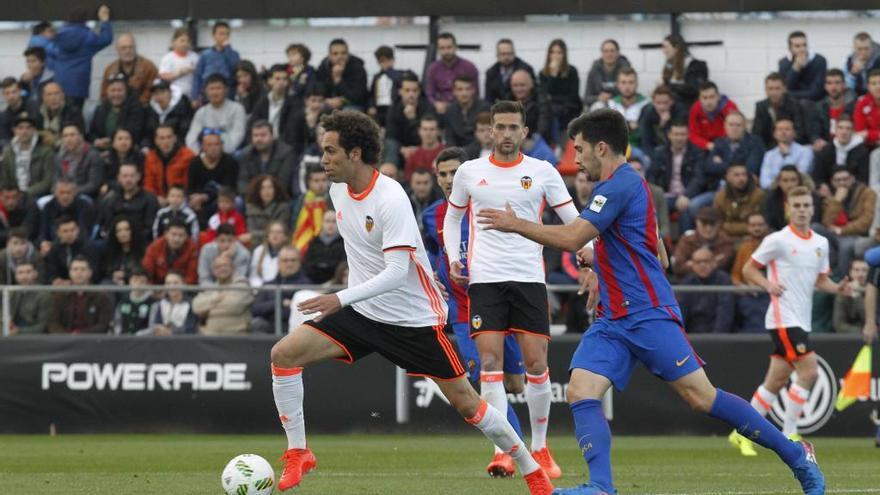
[221, 454, 276, 495]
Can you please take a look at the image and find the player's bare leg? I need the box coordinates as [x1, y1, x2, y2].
[434, 376, 553, 494]
[475, 332, 517, 476]
[783, 354, 819, 439]
[517, 333, 561, 478]
[269, 326, 345, 491]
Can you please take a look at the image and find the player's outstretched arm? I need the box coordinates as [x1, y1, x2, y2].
[815, 273, 852, 297]
[477, 203, 598, 252]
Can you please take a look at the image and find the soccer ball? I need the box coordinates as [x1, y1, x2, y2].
[221, 454, 275, 495]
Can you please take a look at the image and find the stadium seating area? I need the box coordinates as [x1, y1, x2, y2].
[1, 9, 880, 335]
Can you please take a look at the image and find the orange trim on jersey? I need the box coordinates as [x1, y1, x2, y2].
[412, 253, 448, 327]
[465, 399, 490, 425]
[347, 168, 380, 201]
[768, 260, 797, 362]
[771, 350, 815, 362]
[526, 369, 550, 384]
[383, 245, 416, 252]
[788, 224, 812, 240]
[488, 152, 524, 168]
[271, 364, 303, 376]
[466, 200, 476, 272]
[752, 392, 772, 411]
[551, 198, 574, 209]
[509, 327, 552, 341]
[787, 389, 808, 405]
[406, 371, 466, 382]
[448, 199, 467, 209]
[302, 323, 355, 364]
[750, 257, 766, 269]
[481, 371, 504, 383]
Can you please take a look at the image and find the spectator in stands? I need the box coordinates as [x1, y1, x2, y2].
[245, 175, 291, 246]
[759, 117, 814, 188]
[57, 123, 103, 198]
[249, 220, 289, 288]
[192, 21, 240, 103]
[778, 31, 827, 102]
[444, 76, 491, 147]
[101, 216, 146, 285]
[811, 69, 856, 151]
[193, 254, 253, 335]
[639, 84, 687, 153]
[53, 5, 112, 107]
[538, 39, 582, 145]
[238, 120, 297, 199]
[705, 111, 764, 176]
[833, 258, 868, 333]
[854, 69, 880, 148]
[144, 78, 193, 147]
[678, 247, 735, 333]
[202, 187, 247, 245]
[813, 114, 869, 191]
[47, 256, 112, 334]
[0, 78, 29, 148]
[713, 163, 765, 240]
[249, 65, 297, 149]
[8, 261, 51, 334]
[384, 71, 432, 166]
[510, 69, 550, 141]
[0, 228, 42, 285]
[285, 43, 317, 102]
[425, 32, 479, 115]
[250, 245, 311, 333]
[90, 73, 146, 150]
[485, 39, 534, 104]
[303, 209, 345, 284]
[404, 115, 446, 181]
[292, 165, 329, 253]
[186, 74, 247, 153]
[822, 168, 876, 275]
[145, 271, 197, 335]
[187, 132, 239, 222]
[143, 124, 195, 201]
[660, 33, 708, 108]
[142, 219, 198, 284]
[198, 223, 250, 284]
[234, 60, 264, 116]
[35, 178, 96, 252]
[100, 32, 158, 105]
[368, 45, 402, 124]
[158, 28, 199, 99]
[27, 21, 56, 66]
[605, 68, 648, 147]
[761, 165, 822, 230]
[316, 38, 368, 111]
[584, 39, 630, 109]
[672, 207, 734, 278]
[732, 212, 770, 285]
[97, 163, 158, 242]
[463, 112, 494, 160]
[409, 168, 443, 230]
[688, 81, 738, 151]
[0, 186, 30, 246]
[112, 268, 152, 334]
[647, 120, 707, 231]
[0, 112, 55, 199]
[844, 32, 880, 96]
[153, 185, 199, 241]
[21, 46, 55, 106]
[102, 128, 145, 195]
[753, 72, 811, 148]
[33, 82, 84, 146]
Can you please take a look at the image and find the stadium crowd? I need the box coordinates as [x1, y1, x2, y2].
[2, 7, 880, 335]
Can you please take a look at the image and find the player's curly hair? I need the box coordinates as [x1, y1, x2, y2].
[320, 110, 382, 166]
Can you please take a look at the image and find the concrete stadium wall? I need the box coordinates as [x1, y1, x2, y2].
[0, 16, 877, 119]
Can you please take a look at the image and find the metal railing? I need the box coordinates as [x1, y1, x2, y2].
[0, 283, 770, 337]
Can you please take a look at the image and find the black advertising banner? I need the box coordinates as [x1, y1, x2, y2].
[0, 334, 877, 435]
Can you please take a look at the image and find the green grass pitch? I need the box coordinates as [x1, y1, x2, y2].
[1, 434, 878, 494]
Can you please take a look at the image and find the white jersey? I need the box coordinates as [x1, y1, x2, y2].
[447, 152, 574, 284]
[750, 225, 831, 332]
[330, 171, 447, 328]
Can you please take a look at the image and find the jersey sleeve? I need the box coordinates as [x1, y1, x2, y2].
[749, 234, 780, 268]
[380, 187, 422, 252]
[818, 237, 831, 275]
[578, 178, 628, 233]
[543, 165, 574, 209]
[447, 165, 469, 209]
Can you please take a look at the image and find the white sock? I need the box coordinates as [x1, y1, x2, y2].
[272, 364, 306, 450]
[525, 370, 552, 451]
[750, 385, 777, 417]
[466, 399, 541, 475]
[783, 383, 810, 437]
[481, 371, 507, 454]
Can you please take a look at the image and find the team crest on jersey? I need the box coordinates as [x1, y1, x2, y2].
[520, 176, 533, 190]
[365, 215, 375, 232]
[471, 315, 483, 329]
[589, 195, 608, 213]
[815, 248, 823, 258]
[796, 343, 807, 354]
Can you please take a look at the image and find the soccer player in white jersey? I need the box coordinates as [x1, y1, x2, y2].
[269, 111, 554, 494]
[443, 101, 580, 478]
[736, 186, 851, 455]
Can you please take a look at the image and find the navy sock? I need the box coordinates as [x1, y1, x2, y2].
[571, 398, 614, 492]
[709, 388, 803, 467]
[506, 402, 525, 441]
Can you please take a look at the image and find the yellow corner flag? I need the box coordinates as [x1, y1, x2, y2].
[835, 345, 873, 411]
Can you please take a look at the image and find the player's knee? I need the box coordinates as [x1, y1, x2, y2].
[566, 382, 599, 404]
[798, 366, 819, 386]
[270, 340, 299, 368]
[479, 352, 502, 372]
[523, 359, 547, 376]
[504, 374, 525, 394]
[681, 388, 715, 413]
[448, 386, 481, 418]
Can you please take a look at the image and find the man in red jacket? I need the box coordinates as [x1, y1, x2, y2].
[688, 81, 738, 151]
[142, 219, 199, 284]
[854, 69, 880, 148]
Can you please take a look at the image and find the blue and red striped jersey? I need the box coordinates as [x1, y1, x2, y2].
[579, 163, 677, 319]
[423, 199, 469, 325]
